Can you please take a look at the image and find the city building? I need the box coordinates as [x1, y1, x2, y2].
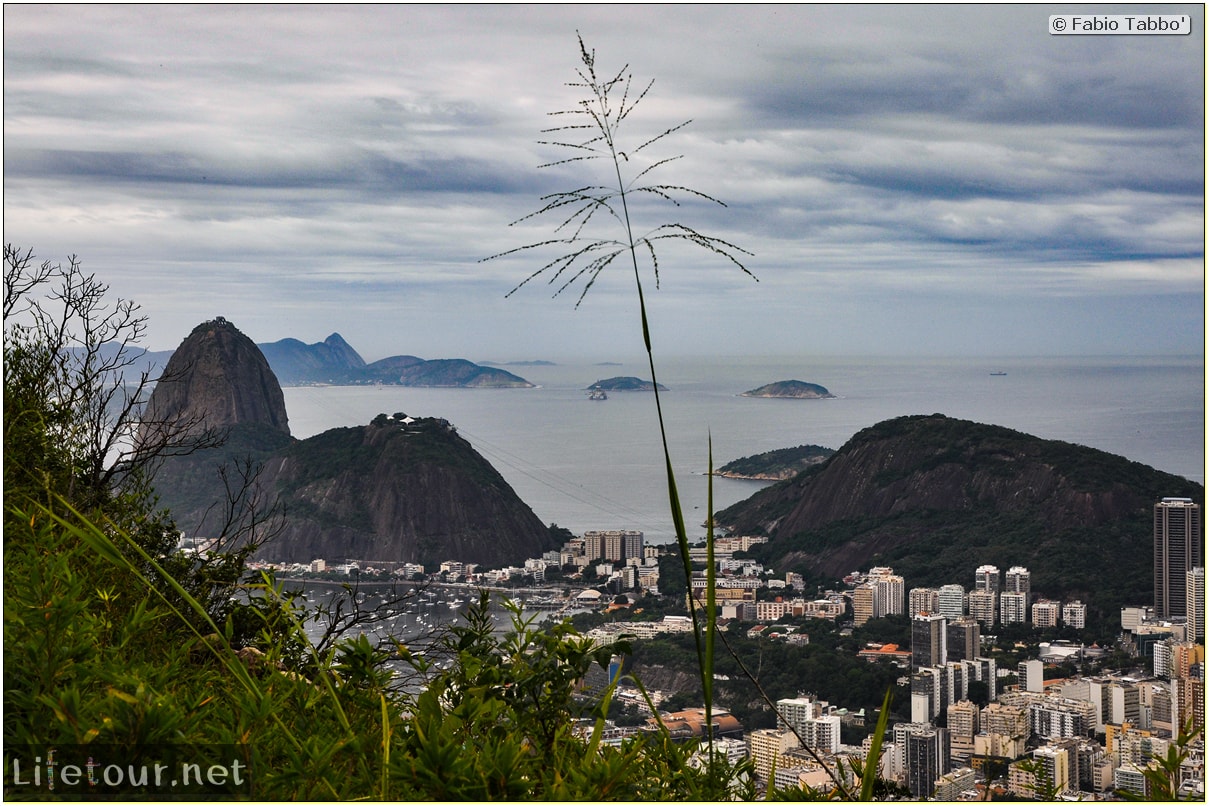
[776, 696, 820, 732]
[1154, 498, 1202, 619]
[1114, 763, 1150, 798]
[974, 564, 1000, 593]
[1121, 605, 1155, 632]
[1009, 745, 1071, 798]
[1187, 567, 1205, 641]
[903, 726, 949, 799]
[1101, 680, 1141, 728]
[775, 696, 841, 754]
[947, 699, 980, 766]
[938, 583, 966, 620]
[868, 566, 905, 617]
[1019, 659, 1043, 693]
[1000, 566, 1030, 624]
[1000, 591, 1028, 625]
[1173, 676, 1205, 734]
[982, 701, 1029, 739]
[968, 589, 997, 627]
[1029, 696, 1095, 740]
[911, 613, 947, 669]
[1032, 599, 1060, 628]
[1005, 565, 1030, 596]
[909, 586, 939, 616]
[852, 583, 876, 627]
[946, 617, 980, 663]
[747, 728, 800, 780]
[933, 767, 976, 801]
[1062, 600, 1087, 630]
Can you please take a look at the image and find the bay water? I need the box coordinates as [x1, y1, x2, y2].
[282, 354, 1204, 547]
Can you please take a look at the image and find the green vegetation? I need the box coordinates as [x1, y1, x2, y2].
[723, 414, 1203, 636]
[717, 444, 835, 479]
[486, 31, 765, 789]
[4, 245, 758, 800]
[627, 618, 909, 730]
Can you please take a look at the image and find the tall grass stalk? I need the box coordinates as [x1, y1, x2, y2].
[485, 33, 754, 780]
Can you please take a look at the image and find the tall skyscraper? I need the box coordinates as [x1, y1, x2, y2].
[905, 726, 950, 799]
[1154, 498, 1202, 618]
[1187, 567, 1205, 641]
[912, 613, 947, 669]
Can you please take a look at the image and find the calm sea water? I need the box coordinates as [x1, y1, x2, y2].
[283, 355, 1204, 546]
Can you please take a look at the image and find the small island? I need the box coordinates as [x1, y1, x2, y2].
[741, 380, 835, 399]
[714, 444, 836, 480]
[587, 376, 667, 392]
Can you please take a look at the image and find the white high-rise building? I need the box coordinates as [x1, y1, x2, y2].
[1001, 591, 1028, 624]
[1187, 567, 1205, 641]
[1062, 601, 1087, 630]
[775, 696, 841, 755]
[776, 696, 821, 732]
[938, 584, 966, 620]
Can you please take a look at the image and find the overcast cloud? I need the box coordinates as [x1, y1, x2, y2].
[3, 4, 1204, 360]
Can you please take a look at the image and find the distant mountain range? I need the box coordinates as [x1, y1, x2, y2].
[140, 331, 533, 388]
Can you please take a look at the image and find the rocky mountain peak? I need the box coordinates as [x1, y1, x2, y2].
[142, 316, 290, 437]
[322, 332, 366, 368]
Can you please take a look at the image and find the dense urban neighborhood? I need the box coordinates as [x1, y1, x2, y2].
[243, 501, 1205, 801]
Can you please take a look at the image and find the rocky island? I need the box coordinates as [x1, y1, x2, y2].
[741, 380, 834, 399]
[588, 376, 667, 392]
[715, 444, 835, 480]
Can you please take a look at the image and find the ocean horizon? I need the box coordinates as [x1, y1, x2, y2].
[283, 353, 1205, 546]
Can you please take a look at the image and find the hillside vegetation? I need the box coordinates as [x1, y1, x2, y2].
[717, 414, 1203, 628]
[4, 246, 750, 800]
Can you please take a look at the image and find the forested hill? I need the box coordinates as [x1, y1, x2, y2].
[716, 413, 1203, 626]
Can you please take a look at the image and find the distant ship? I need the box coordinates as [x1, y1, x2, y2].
[588, 389, 608, 400]
[990, 371, 1007, 376]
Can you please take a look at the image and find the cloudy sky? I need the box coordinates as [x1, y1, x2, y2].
[4, 4, 1204, 361]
